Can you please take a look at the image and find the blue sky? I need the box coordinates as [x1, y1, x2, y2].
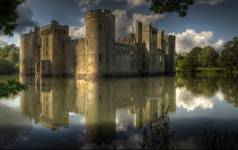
[0, 0, 237, 53]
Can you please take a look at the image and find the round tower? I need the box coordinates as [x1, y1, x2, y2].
[20, 33, 35, 75]
[85, 9, 115, 77]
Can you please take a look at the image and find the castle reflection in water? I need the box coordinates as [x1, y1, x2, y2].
[19, 76, 176, 143]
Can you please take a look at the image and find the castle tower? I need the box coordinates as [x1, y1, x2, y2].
[38, 20, 69, 76]
[142, 24, 158, 53]
[157, 30, 165, 50]
[84, 9, 115, 78]
[20, 27, 40, 75]
[165, 35, 176, 73]
[135, 20, 142, 43]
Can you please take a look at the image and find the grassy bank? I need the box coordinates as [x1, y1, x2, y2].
[177, 67, 224, 76]
[177, 67, 238, 77]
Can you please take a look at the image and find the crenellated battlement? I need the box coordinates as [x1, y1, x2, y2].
[40, 20, 69, 36]
[85, 9, 114, 21]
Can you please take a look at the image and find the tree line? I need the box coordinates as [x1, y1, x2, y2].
[176, 37, 238, 73]
[0, 44, 19, 74]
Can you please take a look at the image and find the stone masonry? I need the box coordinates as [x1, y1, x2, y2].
[20, 9, 176, 78]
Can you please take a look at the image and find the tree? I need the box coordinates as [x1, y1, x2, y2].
[220, 37, 238, 72]
[149, 0, 195, 17]
[176, 54, 185, 69]
[0, 58, 16, 74]
[0, 0, 25, 36]
[176, 47, 202, 72]
[0, 44, 19, 64]
[200, 46, 219, 67]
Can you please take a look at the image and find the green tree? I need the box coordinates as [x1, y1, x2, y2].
[149, 0, 195, 17]
[0, 0, 25, 36]
[220, 37, 238, 73]
[0, 58, 16, 74]
[176, 54, 185, 69]
[176, 47, 202, 72]
[0, 44, 19, 64]
[200, 46, 219, 67]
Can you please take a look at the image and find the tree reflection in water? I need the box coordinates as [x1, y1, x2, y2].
[202, 122, 238, 150]
[143, 115, 173, 150]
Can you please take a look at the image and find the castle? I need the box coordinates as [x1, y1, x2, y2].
[20, 9, 176, 78]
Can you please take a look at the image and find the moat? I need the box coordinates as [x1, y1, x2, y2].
[1, 75, 238, 149]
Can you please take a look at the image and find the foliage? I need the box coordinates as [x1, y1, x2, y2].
[0, 58, 16, 74]
[200, 46, 219, 67]
[220, 37, 238, 73]
[0, 44, 19, 74]
[0, 44, 19, 64]
[142, 115, 173, 150]
[0, 79, 27, 98]
[0, 0, 25, 36]
[177, 46, 220, 72]
[149, 0, 195, 17]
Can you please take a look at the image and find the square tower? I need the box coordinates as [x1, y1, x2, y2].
[37, 20, 69, 76]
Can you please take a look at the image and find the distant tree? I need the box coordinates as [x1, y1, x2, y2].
[200, 46, 219, 67]
[176, 47, 202, 72]
[149, 0, 195, 17]
[176, 54, 185, 69]
[0, 44, 19, 74]
[180, 54, 198, 72]
[0, 44, 19, 64]
[0, 58, 16, 74]
[220, 37, 238, 73]
[0, 0, 25, 36]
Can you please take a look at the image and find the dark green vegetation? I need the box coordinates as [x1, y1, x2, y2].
[220, 37, 238, 73]
[0, 44, 19, 74]
[149, 0, 195, 17]
[177, 37, 238, 74]
[0, 0, 25, 36]
[0, 79, 27, 98]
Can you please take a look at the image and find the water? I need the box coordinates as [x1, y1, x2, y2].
[0, 75, 238, 149]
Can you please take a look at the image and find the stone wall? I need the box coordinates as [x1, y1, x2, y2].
[64, 38, 77, 76]
[76, 39, 86, 77]
[20, 27, 40, 75]
[109, 43, 138, 76]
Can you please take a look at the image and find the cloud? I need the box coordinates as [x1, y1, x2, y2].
[0, 40, 8, 47]
[69, 26, 85, 39]
[170, 29, 225, 54]
[132, 13, 165, 26]
[196, 0, 224, 5]
[76, 0, 101, 12]
[126, 0, 147, 8]
[113, 9, 164, 39]
[112, 10, 131, 39]
[16, 2, 38, 33]
[176, 87, 214, 112]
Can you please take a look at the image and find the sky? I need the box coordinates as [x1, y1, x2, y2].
[0, 0, 238, 54]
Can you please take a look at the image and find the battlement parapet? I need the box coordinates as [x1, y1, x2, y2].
[85, 9, 114, 21]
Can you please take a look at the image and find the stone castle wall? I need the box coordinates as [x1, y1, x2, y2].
[20, 9, 175, 78]
[20, 27, 40, 75]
